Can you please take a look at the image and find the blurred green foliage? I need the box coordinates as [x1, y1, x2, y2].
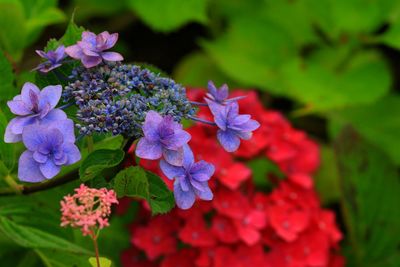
[0, 0, 400, 266]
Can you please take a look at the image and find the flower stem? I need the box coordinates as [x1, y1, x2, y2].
[92, 237, 101, 267]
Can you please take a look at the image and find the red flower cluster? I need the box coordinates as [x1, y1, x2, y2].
[121, 89, 344, 267]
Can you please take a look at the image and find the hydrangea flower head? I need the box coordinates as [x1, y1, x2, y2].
[65, 31, 123, 68]
[18, 120, 81, 182]
[5, 82, 66, 143]
[63, 63, 195, 137]
[209, 101, 260, 152]
[136, 111, 191, 166]
[60, 184, 118, 236]
[160, 145, 214, 209]
[33, 45, 66, 73]
[206, 81, 245, 104]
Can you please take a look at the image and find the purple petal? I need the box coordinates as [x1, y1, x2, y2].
[104, 33, 118, 49]
[159, 160, 185, 180]
[142, 111, 163, 141]
[182, 144, 194, 169]
[101, 52, 123, 62]
[81, 46, 100, 57]
[174, 180, 195, 210]
[177, 175, 190, 192]
[163, 147, 184, 166]
[33, 151, 48, 163]
[54, 153, 68, 165]
[63, 143, 81, 165]
[208, 102, 227, 130]
[41, 109, 67, 125]
[7, 100, 32, 116]
[216, 84, 229, 102]
[232, 114, 251, 126]
[217, 129, 240, 152]
[239, 119, 260, 132]
[39, 85, 62, 110]
[4, 119, 22, 143]
[81, 55, 102, 68]
[236, 131, 252, 140]
[50, 118, 76, 143]
[39, 160, 60, 179]
[35, 50, 47, 58]
[190, 179, 207, 192]
[10, 116, 36, 135]
[81, 31, 97, 44]
[65, 44, 84, 59]
[161, 129, 191, 150]
[54, 46, 66, 61]
[190, 161, 215, 181]
[135, 138, 162, 160]
[22, 124, 48, 151]
[207, 81, 218, 98]
[21, 83, 40, 106]
[46, 128, 64, 147]
[18, 151, 46, 182]
[194, 184, 213, 201]
[226, 102, 239, 120]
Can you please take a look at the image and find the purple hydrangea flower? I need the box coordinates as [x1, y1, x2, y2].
[135, 111, 191, 166]
[4, 82, 67, 143]
[18, 119, 81, 182]
[160, 145, 214, 209]
[206, 81, 245, 104]
[208, 101, 260, 152]
[65, 31, 123, 68]
[33, 45, 66, 73]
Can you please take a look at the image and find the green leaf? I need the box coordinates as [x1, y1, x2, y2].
[0, 0, 27, 61]
[128, 0, 209, 32]
[173, 52, 238, 88]
[0, 109, 15, 170]
[329, 95, 400, 165]
[113, 166, 149, 199]
[314, 145, 340, 204]
[0, 216, 91, 254]
[334, 127, 400, 266]
[35, 250, 91, 267]
[247, 157, 283, 189]
[281, 49, 391, 111]
[79, 149, 125, 182]
[146, 171, 175, 215]
[89, 257, 111, 267]
[0, 49, 16, 103]
[202, 15, 296, 93]
[59, 17, 85, 47]
[112, 167, 175, 215]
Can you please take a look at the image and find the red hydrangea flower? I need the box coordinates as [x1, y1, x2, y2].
[131, 217, 177, 260]
[161, 249, 198, 267]
[211, 215, 239, 244]
[179, 215, 216, 247]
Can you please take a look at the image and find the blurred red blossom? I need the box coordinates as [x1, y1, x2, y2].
[121, 88, 343, 267]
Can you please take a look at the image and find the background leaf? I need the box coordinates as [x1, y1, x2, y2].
[334, 127, 400, 267]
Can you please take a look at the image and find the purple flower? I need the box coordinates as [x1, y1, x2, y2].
[206, 81, 245, 104]
[209, 101, 260, 152]
[135, 111, 191, 166]
[65, 31, 123, 68]
[18, 120, 81, 182]
[33, 45, 66, 73]
[4, 82, 67, 143]
[160, 145, 214, 209]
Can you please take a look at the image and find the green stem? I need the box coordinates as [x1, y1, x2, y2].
[4, 174, 22, 194]
[87, 136, 94, 153]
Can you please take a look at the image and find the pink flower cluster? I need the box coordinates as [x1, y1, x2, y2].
[60, 184, 118, 236]
[120, 89, 344, 267]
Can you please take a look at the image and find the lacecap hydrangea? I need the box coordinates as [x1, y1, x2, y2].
[4, 30, 260, 210]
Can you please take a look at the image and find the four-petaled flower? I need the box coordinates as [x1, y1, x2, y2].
[5, 82, 66, 143]
[65, 31, 123, 68]
[136, 111, 191, 166]
[18, 120, 81, 182]
[33, 45, 66, 73]
[208, 101, 260, 152]
[160, 145, 214, 209]
[206, 81, 244, 104]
